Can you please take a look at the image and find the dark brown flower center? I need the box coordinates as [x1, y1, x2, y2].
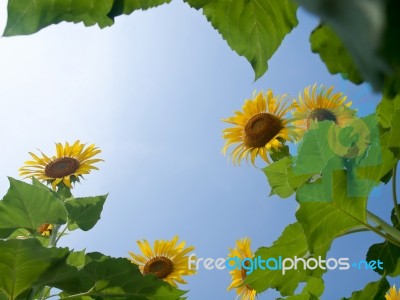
[143, 256, 173, 279]
[44, 157, 80, 178]
[306, 108, 337, 128]
[244, 113, 283, 148]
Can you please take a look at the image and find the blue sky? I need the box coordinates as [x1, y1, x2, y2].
[0, 1, 397, 299]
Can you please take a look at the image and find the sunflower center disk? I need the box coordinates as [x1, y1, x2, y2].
[244, 113, 283, 148]
[44, 157, 80, 178]
[143, 256, 173, 279]
[307, 108, 337, 128]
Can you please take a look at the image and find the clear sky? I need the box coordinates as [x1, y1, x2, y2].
[0, 1, 397, 299]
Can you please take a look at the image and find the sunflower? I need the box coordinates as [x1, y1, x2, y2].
[386, 285, 400, 300]
[38, 224, 53, 237]
[222, 90, 298, 166]
[293, 84, 356, 137]
[227, 238, 257, 300]
[19, 140, 103, 190]
[129, 236, 196, 287]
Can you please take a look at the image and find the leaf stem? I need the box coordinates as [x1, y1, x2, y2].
[57, 287, 95, 300]
[55, 224, 68, 244]
[367, 210, 400, 247]
[49, 224, 60, 247]
[392, 160, 400, 225]
[338, 226, 369, 237]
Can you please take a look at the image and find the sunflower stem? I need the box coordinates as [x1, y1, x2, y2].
[392, 160, 400, 226]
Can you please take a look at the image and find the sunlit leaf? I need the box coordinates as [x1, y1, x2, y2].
[3, 0, 114, 36]
[263, 157, 311, 198]
[245, 223, 323, 295]
[185, 0, 298, 79]
[0, 178, 67, 237]
[41, 253, 187, 299]
[0, 239, 69, 299]
[296, 170, 367, 255]
[65, 195, 107, 231]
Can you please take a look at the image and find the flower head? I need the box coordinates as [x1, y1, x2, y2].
[222, 90, 298, 166]
[129, 236, 195, 287]
[19, 140, 103, 190]
[38, 224, 52, 237]
[386, 285, 400, 300]
[293, 84, 356, 137]
[227, 238, 257, 300]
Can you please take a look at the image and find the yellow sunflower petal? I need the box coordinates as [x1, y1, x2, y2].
[20, 141, 103, 190]
[222, 89, 295, 166]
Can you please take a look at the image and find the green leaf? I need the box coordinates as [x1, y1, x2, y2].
[185, 0, 298, 80]
[282, 294, 314, 300]
[294, 116, 390, 201]
[296, 170, 367, 255]
[378, 94, 400, 158]
[341, 277, 390, 300]
[245, 222, 322, 295]
[42, 253, 186, 299]
[310, 24, 363, 84]
[297, 0, 389, 91]
[3, 0, 114, 36]
[293, 121, 346, 202]
[0, 238, 69, 299]
[345, 115, 395, 196]
[65, 195, 108, 231]
[270, 145, 290, 162]
[302, 277, 324, 297]
[108, 0, 172, 19]
[280, 278, 324, 300]
[263, 157, 311, 198]
[293, 121, 338, 175]
[0, 178, 67, 237]
[66, 249, 88, 269]
[366, 241, 400, 277]
[377, 94, 400, 129]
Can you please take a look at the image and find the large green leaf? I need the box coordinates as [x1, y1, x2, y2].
[294, 116, 390, 201]
[378, 94, 400, 158]
[185, 0, 298, 79]
[0, 239, 69, 299]
[41, 253, 186, 299]
[245, 223, 323, 295]
[64, 195, 107, 231]
[3, 0, 114, 36]
[377, 94, 400, 129]
[366, 240, 400, 277]
[3, 0, 172, 37]
[263, 157, 311, 198]
[297, 0, 391, 91]
[310, 24, 363, 84]
[0, 178, 67, 236]
[296, 170, 367, 255]
[345, 115, 395, 197]
[341, 277, 389, 300]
